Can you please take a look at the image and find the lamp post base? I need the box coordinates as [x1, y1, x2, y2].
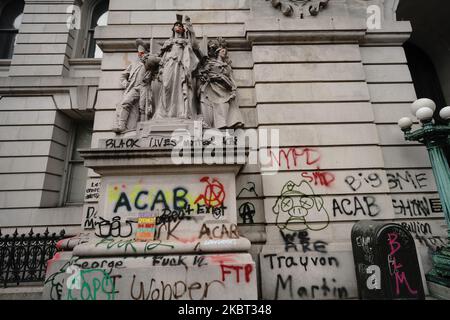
[426, 247, 450, 288]
[427, 280, 450, 300]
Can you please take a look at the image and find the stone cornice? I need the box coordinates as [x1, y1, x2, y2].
[79, 148, 247, 176]
[0, 76, 98, 92]
[246, 17, 366, 44]
[68, 58, 102, 66]
[0, 59, 11, 67]
[96, 38, 252, 53]
[245, 18, 412, 45]
[362, 21, 412, 45]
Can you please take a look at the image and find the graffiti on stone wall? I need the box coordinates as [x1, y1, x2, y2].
[279, 230, 328, 253]
[194, 177, 226, 208]
[269, 147, 321, 170]
[393, 197, 442, 218]
[387, 171, 428, 191]
[400, 220, 447, 252]
[45, 255, 78, 300]
[272, 179, 330, 232]
[94, 237, 175, 254]
[260, 238, 356, 299]
[269, 148, 335, 188]
[344, 172, 383, 192]
[44, 254, 256, 300]
[95, 216, 135, 238]
[97, 175, 238, 243]
[82, 205, 98, 230]
[239, 202, 256, 224]
[386, 232, 419, 296]
[300, 171, 335, 187]
[332, 196, 381, 218]
[67, 268, 119, 300]
[237, 181, 259, 198]
[198, 223, 240, 240]
[130, 276, 225, 300]
[85, 180, 100, 201]
[273, 275, 348, 300]
[107, 176, 228, 218]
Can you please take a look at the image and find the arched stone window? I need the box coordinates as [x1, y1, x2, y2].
[0, 0, 24, 59]
[85, 0, 109, 58]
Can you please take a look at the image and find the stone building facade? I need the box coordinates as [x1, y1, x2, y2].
[0, 0, 448, 299]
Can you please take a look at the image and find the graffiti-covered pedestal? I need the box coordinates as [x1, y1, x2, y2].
[42, 122, 257, 300]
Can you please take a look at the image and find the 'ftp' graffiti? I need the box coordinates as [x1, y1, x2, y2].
[220, 264, 253, 283]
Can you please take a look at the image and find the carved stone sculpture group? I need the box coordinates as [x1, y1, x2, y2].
[112, 15, 244, 133]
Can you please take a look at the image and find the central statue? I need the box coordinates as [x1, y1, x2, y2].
[152, 15, 200, 121]
[112, 15, 245, 133]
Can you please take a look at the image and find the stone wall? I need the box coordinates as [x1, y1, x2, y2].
[249, 0, 445, 299]
[0, 0, 99, 230]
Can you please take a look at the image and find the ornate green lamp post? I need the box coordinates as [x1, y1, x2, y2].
[398, 98, 450, 287]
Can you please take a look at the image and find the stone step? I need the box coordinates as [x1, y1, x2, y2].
[0, 286, 43, 300]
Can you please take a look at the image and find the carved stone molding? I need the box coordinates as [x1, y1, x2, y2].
[268, 0, 330, 18]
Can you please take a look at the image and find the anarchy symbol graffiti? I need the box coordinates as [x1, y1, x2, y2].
[239, 202, 256, 224]
[195, 176, 226, 208]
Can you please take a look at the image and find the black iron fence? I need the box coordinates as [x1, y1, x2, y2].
[0, 228, 66, 288]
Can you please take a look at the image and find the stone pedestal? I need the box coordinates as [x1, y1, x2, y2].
[42, 121, 257, 300]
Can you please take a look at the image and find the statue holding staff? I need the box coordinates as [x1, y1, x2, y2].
[152, 15, 200, 121]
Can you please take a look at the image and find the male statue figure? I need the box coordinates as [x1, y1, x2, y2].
[112, 39, 160, 133]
